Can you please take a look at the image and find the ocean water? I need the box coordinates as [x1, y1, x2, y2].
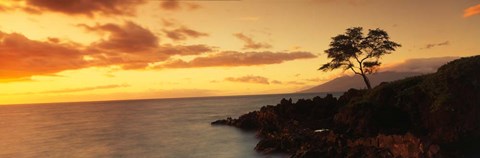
[0, 93, 338, 158]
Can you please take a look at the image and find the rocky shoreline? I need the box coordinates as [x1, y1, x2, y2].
[212, 55, 480, 157]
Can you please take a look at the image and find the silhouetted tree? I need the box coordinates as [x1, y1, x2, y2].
[319, 27, 401, 89]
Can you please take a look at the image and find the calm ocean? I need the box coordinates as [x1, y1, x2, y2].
[0, 93, 339, 158]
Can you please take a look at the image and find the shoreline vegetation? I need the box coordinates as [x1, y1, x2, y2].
[212, 55, 480, 157]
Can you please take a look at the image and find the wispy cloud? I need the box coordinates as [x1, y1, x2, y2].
[163, 26, 209, 41]
[10, 0, 147, 17]
[225, 75, 270, 84]
[421, 41, 450, 49]
[271, 80, 282, 84]
[0, 77, 35, 83]
[157, 44, 214, 56]
[0, 3, 15, 12]
[286, 81, 306, 85]
[222, 76, 306, 85]
[41, 84, 129, 94]
[162, 18, 178, 27]
[233, 33, 272, 50]
[160, 0, 201, 11]
[157, 51, 317, 68]
[3, 84, 129, 95]
[160, 0, 181, 10]
[1, 0, 200, 16]
[312, 0, 370, 6]
[464, 4, 480, 18]
[160, 18, 209, 41]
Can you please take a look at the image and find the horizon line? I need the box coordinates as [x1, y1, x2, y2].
[0, 91, 343, 107]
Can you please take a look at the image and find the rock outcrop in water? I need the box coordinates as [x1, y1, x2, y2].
[211, 55, 480, 157]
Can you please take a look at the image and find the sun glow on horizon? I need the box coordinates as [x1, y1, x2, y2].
[0, 0, 478, 105]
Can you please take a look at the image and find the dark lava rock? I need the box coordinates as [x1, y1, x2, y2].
[212, 55, 480, 157]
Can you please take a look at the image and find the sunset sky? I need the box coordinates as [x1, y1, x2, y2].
[0, 0, 479, 105]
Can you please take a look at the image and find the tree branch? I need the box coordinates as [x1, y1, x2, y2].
[353, 54, 362, 65]
[361, 53, 372, 63]
[349, 67, 361, 75]
[347, 60, 362, 75]
[361, 46, 376, 63]
[361, 44, 378, 63]
[353, 54, 366, 76]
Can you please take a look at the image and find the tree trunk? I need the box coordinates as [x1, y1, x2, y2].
[361, 74, 372, 89]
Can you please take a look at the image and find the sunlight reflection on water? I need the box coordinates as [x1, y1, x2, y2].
[0, 93, 337, 158]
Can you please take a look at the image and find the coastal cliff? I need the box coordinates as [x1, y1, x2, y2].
[212, 55, 480, 157]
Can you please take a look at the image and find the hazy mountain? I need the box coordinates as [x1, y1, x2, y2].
[301, 56, 460, 93]
[300, 71, 423, 93]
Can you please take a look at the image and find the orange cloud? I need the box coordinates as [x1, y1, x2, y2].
[222, 76, 306, 85]
[47, 37, 60, 43]
[0, 77, 35, 83]
[225, 75, 270, 84]
[158, 44, 213, 56]
[271, 80, 282, 84]
[163, 26, 209, 41]
[158, 51, 317, 68]
[0, 31, 89, 80]
[286, 81, 306, 85]
[160, 0, 200, 11]
[162, 18, 178, 27]
[161, 0, 181, 10]
[23, 0, 146, 17]
[4, 84, 129, 95]
[464, 4, 480, 18]
[262, 79, 306, 85]
[81, 22, 159, 53]
[0, 18, 314, 81]
[81, 22, 212, 57]
[313, 0, 369, 6]
[0, 4, 11, 12]
[233, 33, 272, 50]
[79, 21, 166, 69]
[0, 21, 217, 80]
[41, 84, 129, 94]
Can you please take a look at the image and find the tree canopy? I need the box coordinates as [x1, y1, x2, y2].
[319, 27, 401, 89]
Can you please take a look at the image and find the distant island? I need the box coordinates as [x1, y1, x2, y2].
[212, 55, 480, 157]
